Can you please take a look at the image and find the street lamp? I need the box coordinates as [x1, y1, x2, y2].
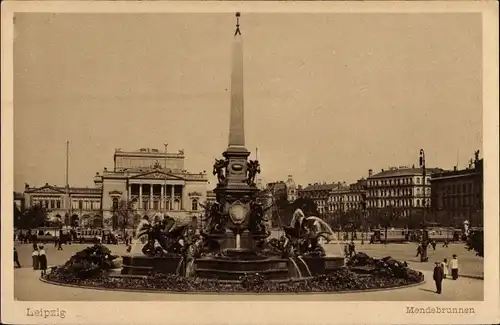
[419, 149, 429, 262]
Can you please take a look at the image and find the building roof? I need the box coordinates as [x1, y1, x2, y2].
[369, 168, 443, 179]
[24, 183, 102, 195]
[301, 183, 341, 192]
[14, 191, 24, 200]
[431, 162, 482, 181]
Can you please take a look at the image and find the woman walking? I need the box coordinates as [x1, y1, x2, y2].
[31, 248, 40, 270]
[441, 258, 449, 279]
[38, 246, 48, 276]
[450, 254, 459, 280]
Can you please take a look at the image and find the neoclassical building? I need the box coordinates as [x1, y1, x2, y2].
[22, 183, 102, 227]
[20, 146, 209, 229]
[95, 147, 208, 227]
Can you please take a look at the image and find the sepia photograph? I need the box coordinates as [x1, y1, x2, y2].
[1, 2, 499, 325]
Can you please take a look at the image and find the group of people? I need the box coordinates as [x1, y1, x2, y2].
[344, 241, 356, 258]
[31, 243, 49, 275]
[432, 254, 460, 294]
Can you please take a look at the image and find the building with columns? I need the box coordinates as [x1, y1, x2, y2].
[95, 147, 208, 227]
[19, 147, 209, 230]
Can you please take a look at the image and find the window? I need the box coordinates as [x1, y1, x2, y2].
[416, 199, 420, 206]
[112, 198, 118, 210]
[56, 200, 61, 209]
[416, 178, 421, 184]
[50, 200, 55, 209]
[78, 200, 83, 210]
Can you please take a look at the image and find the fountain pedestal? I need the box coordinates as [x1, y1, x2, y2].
[121, 253, 185, 276]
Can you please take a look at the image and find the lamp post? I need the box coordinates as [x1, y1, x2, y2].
[419, 149, 429, 262]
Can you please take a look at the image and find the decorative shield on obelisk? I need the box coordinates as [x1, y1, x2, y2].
[228, 201, 248, 225]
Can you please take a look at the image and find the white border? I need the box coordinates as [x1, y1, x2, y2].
[1, 2, 498, 325]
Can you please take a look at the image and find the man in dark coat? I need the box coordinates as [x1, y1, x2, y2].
[433, 261, 444, 294]
[14, 247, 21, 268]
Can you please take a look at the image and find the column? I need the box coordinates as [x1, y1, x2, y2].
[171, 185, 175, 210]
[139, 184, 143, 210]
[160, 185, 164, 210]
[128, 183, 132, 201]
[150, 184, 153, 210]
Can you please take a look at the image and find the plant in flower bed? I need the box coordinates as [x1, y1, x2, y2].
[45, 244, 119, 281]
[46, 266, 422, 293]
[347, 252, 423, 283]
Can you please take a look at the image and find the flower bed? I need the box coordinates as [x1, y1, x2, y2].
[43, 247, 424, 293]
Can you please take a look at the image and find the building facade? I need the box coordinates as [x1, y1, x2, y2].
[430, 154, 483, 227]
[284, 175, 298, 202]
[95, 147, 208, 227]
[23, 183, 102, 227]
[298, 182, 340, 215]
[366, 166, 443, 228]
[20, 146, 210, 229]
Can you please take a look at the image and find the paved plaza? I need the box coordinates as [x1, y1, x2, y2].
[13, 242, 483, 301]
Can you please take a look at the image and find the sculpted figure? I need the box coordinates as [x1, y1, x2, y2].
[248, 201, 268, 234]
[474, 150, 480, 161]
[245, 160, 261, 186]
[213, 159, 228, 185]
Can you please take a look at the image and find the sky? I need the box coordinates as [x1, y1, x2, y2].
[13, 12, 483, 192]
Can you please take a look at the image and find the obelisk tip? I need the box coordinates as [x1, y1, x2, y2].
[234, 12, 241, 36]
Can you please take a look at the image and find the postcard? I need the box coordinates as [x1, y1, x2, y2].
[1, 1, 498, 324]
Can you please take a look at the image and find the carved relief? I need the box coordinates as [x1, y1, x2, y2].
[109, 190, 123, 197]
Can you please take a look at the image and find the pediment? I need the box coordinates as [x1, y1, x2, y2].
[188, 191, 203, 197]
[27, 184, 65, 194]
[109, 190, 123, 196]
[130, 171, 185, 180]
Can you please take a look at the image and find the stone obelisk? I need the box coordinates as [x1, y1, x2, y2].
[220, 12, 253, 189]
[213, 13, 261, 251]
[227, 13, 246, 153]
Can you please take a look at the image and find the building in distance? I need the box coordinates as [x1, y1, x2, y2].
[430, 151, 483, 228]
[366, 165, 444, 228]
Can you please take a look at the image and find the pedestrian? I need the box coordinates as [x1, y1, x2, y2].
[433, 261, 444, 294]
[38, 246, 48, 276]
[450, 254, 459, 280]
[57, 238, 63, 250]
[416, 244, 422, 257]
[349, 240, 356, 257]
[32, 248, 40, 270]
[431, 240, 436, 251]
[14, 247, 21, 268]
[441, 258, 449, 279]
[443, 240, 449, 248]
[344, 244, 349, 258]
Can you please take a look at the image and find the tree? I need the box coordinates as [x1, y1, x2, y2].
[116, 199, 134, 235]
[15, 203, 48, 230]
[14, 202, 23, 228]
[380, 206, 396, 245]
[466, 229, 484, 257]
[290, 197, 319, 217]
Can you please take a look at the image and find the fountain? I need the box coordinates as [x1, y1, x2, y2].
[42, 13, 424, 293]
